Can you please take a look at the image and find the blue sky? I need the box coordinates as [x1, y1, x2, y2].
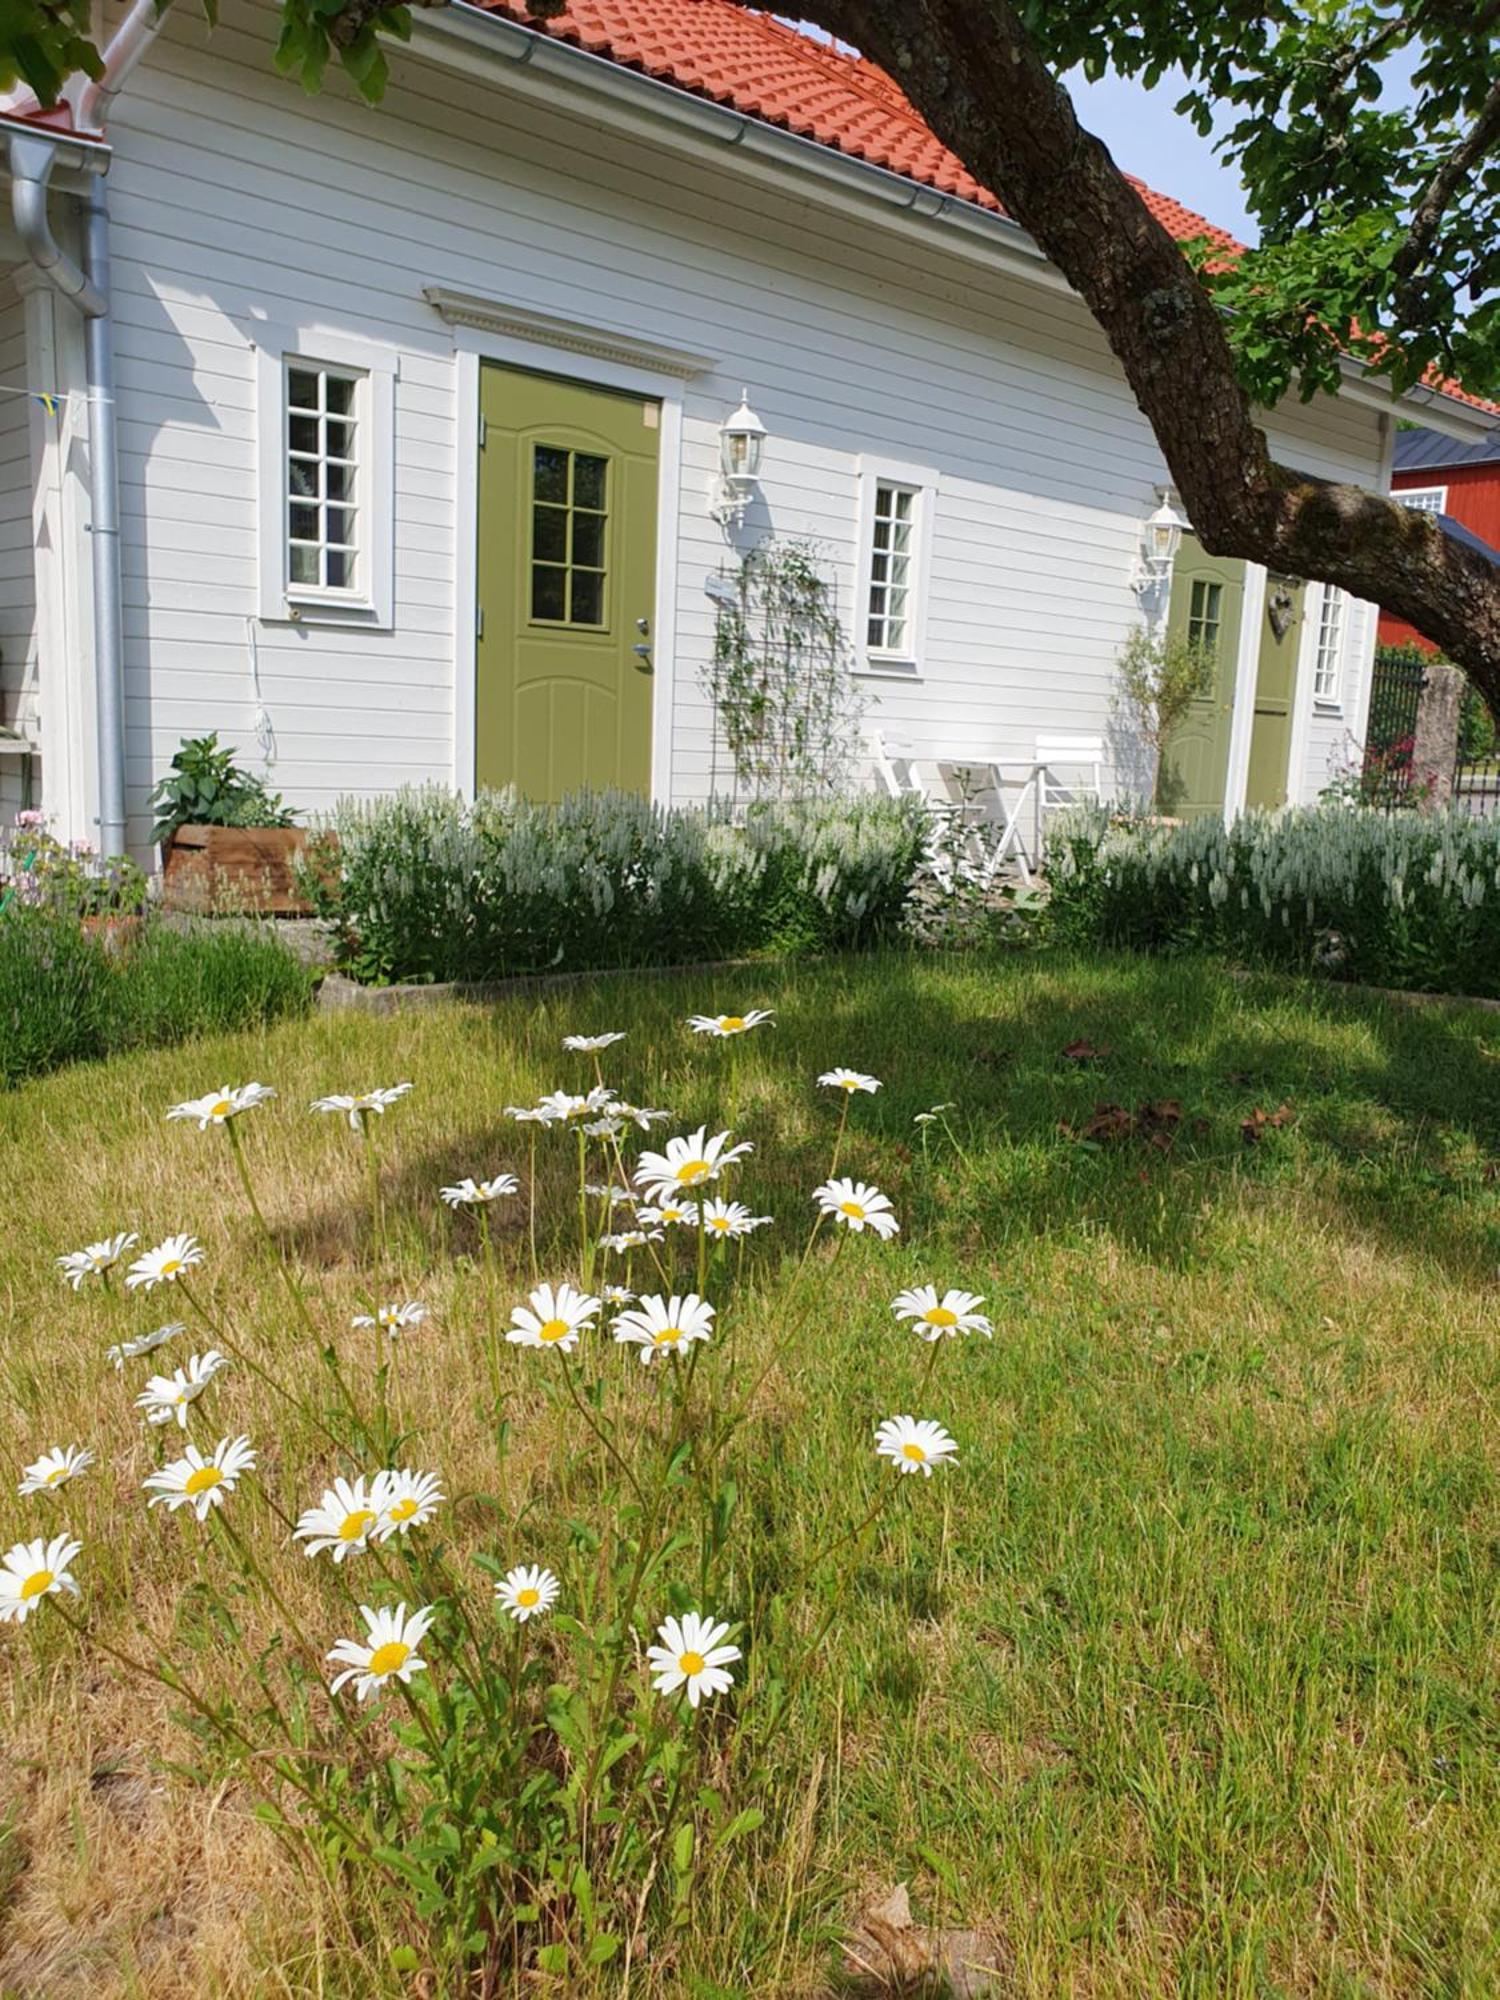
[1064, 67, 1257, 243]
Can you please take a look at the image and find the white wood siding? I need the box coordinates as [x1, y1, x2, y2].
[100, 3, 1388, 840]
[0, 276, 36, 812]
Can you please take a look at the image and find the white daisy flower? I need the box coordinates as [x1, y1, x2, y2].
[294, 1475, 385, 1561]
[613, 1292, 716, 1365]
[135, 1350, 230, 1428]
[57, 1232, 138, 1290]
[700, 1198, 772, 1239]
[890, 1285, 993, 1340]
[818, 1069, 882, 1094]
[615, 1103, 672, 1131]
[351, 1301, 428, 1337]
[635, 1126, 753, 1201]
[125, 1233, 206, 1292]
[18, 1445, 94, 1497]
[599, 1228, 664, 1254]
[505, 1103, 557, 1125]
[634, 1199, 697, 1229]
[563, 1032, 626, 1052]
[535, 1091, 589, 1124]
[913, 1102, 957, 1127]
[0, 1534, 82, 1624]
[327, 1602, 435, 1702]
[646, 1612, 741, 1707]
[603, 1283, 636, 1306]
[494, 1563, 560, 1623]
[143, 1434, 256, 1521]
[165, 1082, 276, 1130]
[874, 1415, 959, 1477]
[439, 1174, 520, 1208]
[686, 1010, 774, 1038]
[812, 1177, 900, 1239]
[583, 1116, 624, 1139]
[310, 1083, 413, 1131]
[585, 1183, 635, 1207]
[506, 1281, 602, 1353]
[373, 1468, 445, 1541]
[105, 1321, 184, 1371]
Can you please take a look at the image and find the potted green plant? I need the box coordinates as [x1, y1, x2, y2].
[150, 734, 307, 914]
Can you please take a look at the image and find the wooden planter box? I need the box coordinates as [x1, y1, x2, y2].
[161, 825, 312, 915]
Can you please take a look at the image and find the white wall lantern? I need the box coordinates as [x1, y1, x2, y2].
[1133, 489, 1187, 596]
[709, 390, 766, 529]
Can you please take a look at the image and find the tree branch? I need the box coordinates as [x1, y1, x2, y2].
[728, 0, 1500, 699]
[1393, 72, 1500, 290]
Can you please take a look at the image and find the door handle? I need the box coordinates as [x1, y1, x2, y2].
[632, 643, 653, 674]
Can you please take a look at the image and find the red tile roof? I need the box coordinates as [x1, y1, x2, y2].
[477, 0, 1498, 418]
[478, 0, 1245, 249]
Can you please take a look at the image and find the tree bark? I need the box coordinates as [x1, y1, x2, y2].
[727, 0, 1500, 706]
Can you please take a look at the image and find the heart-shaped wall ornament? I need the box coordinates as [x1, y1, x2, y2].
[1267, 585, 1297, 640]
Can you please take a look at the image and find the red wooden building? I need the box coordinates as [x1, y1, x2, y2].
[1379, 426, 1500, 651]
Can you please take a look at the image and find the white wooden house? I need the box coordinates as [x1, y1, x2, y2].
[0, 0, 1495, 854]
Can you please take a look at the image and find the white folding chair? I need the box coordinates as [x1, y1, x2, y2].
[866, 732, 969, 891]
[936, 756, 1038, 887]
[1033, 735, 1105, 863]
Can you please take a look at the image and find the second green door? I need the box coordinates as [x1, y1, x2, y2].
[475, 365, 660, 801]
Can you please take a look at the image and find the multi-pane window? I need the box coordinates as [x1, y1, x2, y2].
[1396, 487, 1446, 514]
[1186, 578, 1223, 655]
[866, 482, 916, 655]
[286, 365, 360, 592]
[1313, 587, 1346, 703]
[531, 445, 608, 626]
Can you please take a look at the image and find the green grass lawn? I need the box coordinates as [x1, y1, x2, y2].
[2, 947, 1498, 1997]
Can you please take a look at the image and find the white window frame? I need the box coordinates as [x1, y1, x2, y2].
[853, 456, 938, 677]
[255, 330, 396, 628]
[1395, 485, 1448, 514]
[1312, 583, 1347, 708]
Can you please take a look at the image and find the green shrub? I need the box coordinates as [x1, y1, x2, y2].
[0, 912, 316, 1087]
[105, 924, 316, 1049]
[0, 906, 112, 1084]
[1048, 803, 1500, 996]
[302, 787, 927, 985]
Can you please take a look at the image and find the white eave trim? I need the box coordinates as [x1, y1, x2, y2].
[422, 287, 714, 377]
[410, 4, 1499, 444]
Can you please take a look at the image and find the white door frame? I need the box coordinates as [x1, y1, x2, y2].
[1223, 560, 1267, 820]
[450, 327, 685, 806]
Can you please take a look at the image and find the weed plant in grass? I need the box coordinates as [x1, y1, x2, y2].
[1, 949, 1498, 1996]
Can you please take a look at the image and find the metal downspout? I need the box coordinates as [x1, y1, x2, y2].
[8, 134, 126, 855]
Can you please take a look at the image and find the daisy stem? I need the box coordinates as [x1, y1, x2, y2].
[536, 1136, 548, 1288]
[577, 1128, 591, 1287]
[226, 1120, 318, 1346]
[395, 1674, 447, 1765]
[828, 1090, 852, 1179]
[696, 1202, 708, 1300]
[478, 1208, 506, 1461]
[176, 1278, 347, 1453]
[560, 1348, 645, 1507]
[362, 1122, 386, 1270]
[45, 1597, 383, 1866]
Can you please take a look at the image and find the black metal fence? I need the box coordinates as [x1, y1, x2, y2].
[1454, 684, 1500, 816]
[1363, 648, 1427, 805]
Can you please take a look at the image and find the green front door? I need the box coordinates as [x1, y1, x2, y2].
[1159, 533, 1245, 819]
[1244, 576, 1305, 809]
[475, 365, 659, 800]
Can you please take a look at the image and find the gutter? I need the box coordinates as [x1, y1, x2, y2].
[413, 3, 1498, 445]
[2, 0, 174, 858]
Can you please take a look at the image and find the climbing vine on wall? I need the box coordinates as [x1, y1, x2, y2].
[704, 540, 864, 802]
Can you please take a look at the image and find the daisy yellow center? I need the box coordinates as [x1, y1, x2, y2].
[184, 1465, 224, 1496]
[902, 1442, 927, 1462]
[710, 1218, 731, 1233]
[367, 1640, 410, 1678]
[517, 1587, 540, 1608]
[839, 1201, 866, 1220]
[339, 1509, 376, 1542]
[44, 1466, 70, 1485]
[924, 1306, 959, 1328]
[840, 1079, 860, 1090]
[652, 1325, 685, 1346]
[211, 1098, 233, 1118]
[677, 1160, 712, 1185]
[678, 1649, 705, 1675]
[160, 1258, 182, 1277]
[20, 1569, 53, 1600]
[388, 1498, 418, 1523]
[538, 1317, 571, 1343]
[719, 1017, 745, 1032]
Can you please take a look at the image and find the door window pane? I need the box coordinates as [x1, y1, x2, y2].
[1187, 579, 1223, 655]
[529, 445, 608, 627]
